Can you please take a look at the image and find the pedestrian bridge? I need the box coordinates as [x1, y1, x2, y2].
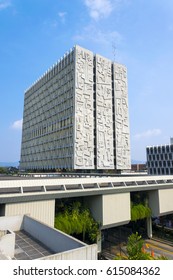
[1, 175, 173, 233]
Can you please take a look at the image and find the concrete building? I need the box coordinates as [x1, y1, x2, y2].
[2, 174, 173, 257]
[20, 45, 130, 172]
[147, 138, 173, 175]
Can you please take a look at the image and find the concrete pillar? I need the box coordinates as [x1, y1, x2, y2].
[147, 217, 152, 238]
[97, 230, 102, 253]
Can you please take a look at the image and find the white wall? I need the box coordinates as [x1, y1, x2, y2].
[148, 190, 159, 217]
[84, 193, 130, 229]
[23, 215, 86, 253]
[5, 200, 55, 226]
[102, 193, 130, 228]
[159, 189, 173, 215]
[0, 215, 23, 231]
[39, 244, 97, 260]
[0, 230, 15, 258]
[149, 189, 173, 216]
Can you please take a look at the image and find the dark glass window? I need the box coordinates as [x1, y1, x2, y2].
[166, 145, 170, 153]
[166, 168, 169, 175]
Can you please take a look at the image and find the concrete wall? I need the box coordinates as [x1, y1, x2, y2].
[0, 230, 15, 258]
[113, 63, 131, 170]
[0, 215, 23, 231]
[149, 189, 173, 216]
[23, 215, 86, 253]
[74, 45, 94, 169]
[84, 195, 103, 224]
[84, 193, 130, 229]
[95, 54, 114, 169]
[39, 244, 97, 260]
[5, 200, 55, 227]
[102, 193, 130, 228]
[159, 189, 173, 214]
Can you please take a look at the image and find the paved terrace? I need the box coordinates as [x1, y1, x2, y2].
[0, 175, 173, 203]
[13, 230, 53, 260]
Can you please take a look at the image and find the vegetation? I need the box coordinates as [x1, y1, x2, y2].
[131, 203, 151, 221]
[115, 232, 167, 260]
[130, 191, 151, 221]
[54, 200, 99, 243]
[0, 167, 8, 174]
[0, 166, 18, 175]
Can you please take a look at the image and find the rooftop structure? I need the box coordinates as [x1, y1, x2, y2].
[20, 45, 130, 172]
[0, 215, 97, 260]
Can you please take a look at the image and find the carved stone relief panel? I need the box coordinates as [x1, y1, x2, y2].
[96, 55, 114, 169]
[113, 63, 131, 170]
[74, 46, 94, 169]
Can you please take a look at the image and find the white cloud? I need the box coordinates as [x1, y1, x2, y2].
[0, 0, 11, 10]
[84, 0, 113, 20]
[134, 129, 162, 140]
[58, 12, 67, 23]
[74, 24, 122, 47]
[11, 119, 23, 130]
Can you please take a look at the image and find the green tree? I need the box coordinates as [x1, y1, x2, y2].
[126, 232, 152, 260]
[54, 200, 99, 243]
[0, 167, 8, 174]
[115, 232, 168, 260]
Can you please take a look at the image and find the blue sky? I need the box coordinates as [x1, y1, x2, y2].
[0, 0, 173, 163]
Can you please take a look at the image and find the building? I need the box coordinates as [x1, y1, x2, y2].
[131, 163, 147, 173]
[146, 138, 173, 175]
[20, 45, 130, 172]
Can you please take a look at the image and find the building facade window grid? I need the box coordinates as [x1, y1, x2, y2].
[147, 143, 173, 175]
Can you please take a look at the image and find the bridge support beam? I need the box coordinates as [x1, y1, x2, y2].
[149, 189, 173, 216]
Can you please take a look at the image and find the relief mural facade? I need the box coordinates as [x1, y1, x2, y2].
[113, 63, 131, 170]
[95, 55, 114, 169]
[73, 46, 94, 169]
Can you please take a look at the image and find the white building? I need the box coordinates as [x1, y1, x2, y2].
[146, 138, 173, 175]
[20, 45, 130, 171]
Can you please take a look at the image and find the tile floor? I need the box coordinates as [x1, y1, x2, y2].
[13, 230, 54, 260]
